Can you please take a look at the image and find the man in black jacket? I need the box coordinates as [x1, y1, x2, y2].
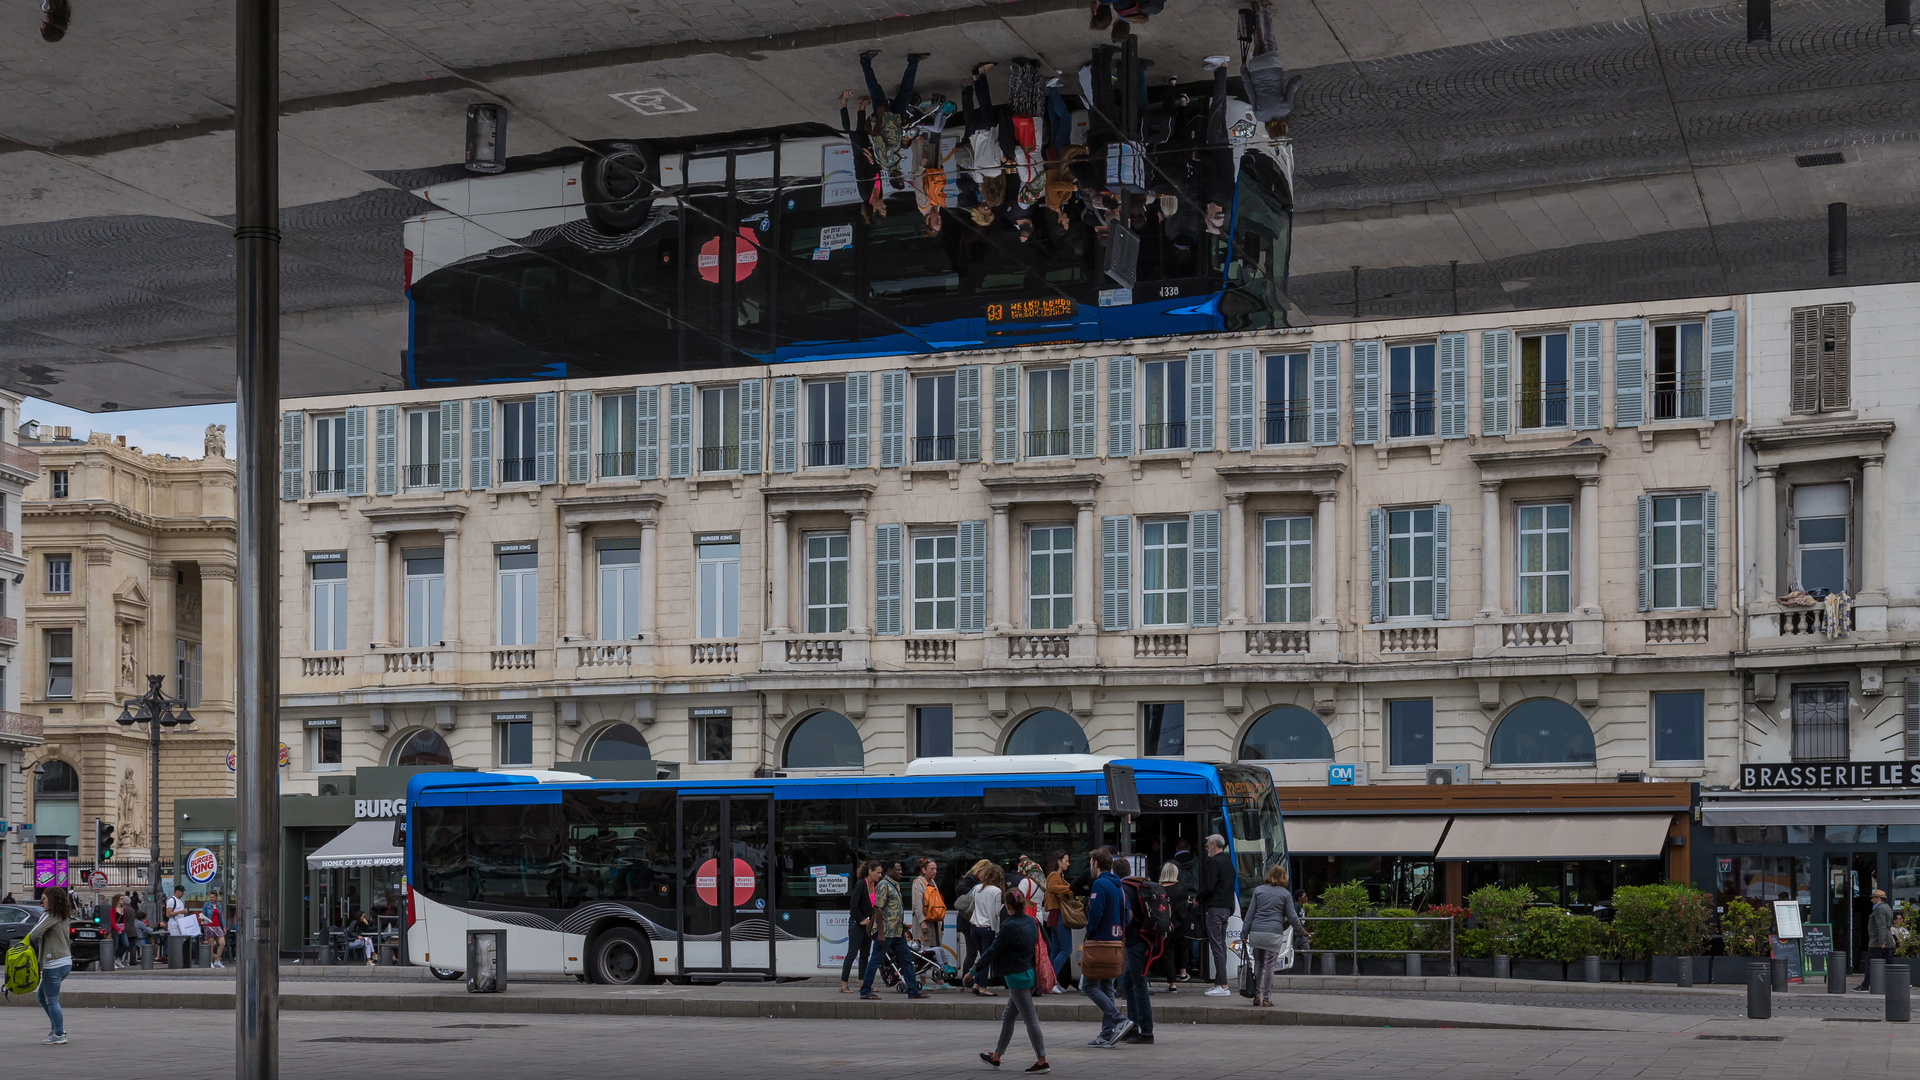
[1197, 834, 1236, 995]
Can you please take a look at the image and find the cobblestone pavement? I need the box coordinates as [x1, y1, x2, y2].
[3, 1007, 1917, 1080]
[1283, 986, 1893, 1017]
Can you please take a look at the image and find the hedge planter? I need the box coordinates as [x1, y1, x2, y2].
[1693, 956, 1716, 984]
[1619, 960, 1650, 983]
[1357, 957, 1402, 976]
[1511, 959, 1566, 981]
[1457, 958, 1497, 978]
[1712, 956, 1760, 984]
[1569, 959, 1624, 983]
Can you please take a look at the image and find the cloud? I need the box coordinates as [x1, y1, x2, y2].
[20, 399, 236, 460]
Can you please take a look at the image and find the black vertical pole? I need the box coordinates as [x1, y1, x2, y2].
[1889, 0, 1911, 26]
[1747, 0, 1771, 41]
[1828, 202, 1848, 276]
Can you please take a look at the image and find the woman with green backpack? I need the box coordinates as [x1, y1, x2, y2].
[28, 886, 75, 1044]
[966, 889, 1048, 1074]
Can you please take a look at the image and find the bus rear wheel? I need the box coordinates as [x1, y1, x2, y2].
[587, 926, 652, 986]
[582, 142, 657, 233]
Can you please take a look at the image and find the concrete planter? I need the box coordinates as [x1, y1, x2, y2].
[1511, 959, 1566, 981]
[1570, 959, 1624, 982]
[1456, 958, 1497, 978]
[1712, 955, 1760, 984]
[1619, 960, 1650, 983]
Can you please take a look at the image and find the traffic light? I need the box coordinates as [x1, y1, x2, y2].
[95, 819, 115, 862]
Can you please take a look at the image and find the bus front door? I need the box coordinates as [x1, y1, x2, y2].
[676, 795, 775, 977]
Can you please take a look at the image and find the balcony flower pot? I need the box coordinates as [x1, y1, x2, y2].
[1511, 959, 1565, 981]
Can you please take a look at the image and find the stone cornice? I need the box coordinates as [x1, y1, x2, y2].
[1212, 462, 1347, 494]
[23, 500, 237, 536]
[759, 483, 876, 513]
[552, 492, 667, 526]
[23, 438, 235, 477]
[1743, 419, 1894, 460]
[197, 561, 237, 581]
[360, 503, 470, 536]
[978, 472, 1104, 506]
[1470, 441, 1608, 483]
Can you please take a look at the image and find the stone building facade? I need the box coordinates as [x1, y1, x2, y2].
[19, 424, 236, 882]
[0, 394, 40, 899]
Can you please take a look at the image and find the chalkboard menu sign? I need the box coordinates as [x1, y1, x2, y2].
[1772, 937, 1803, 983]
[1800, 923, 1832, 977]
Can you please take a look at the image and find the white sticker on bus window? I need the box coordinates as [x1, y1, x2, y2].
[820, 224, 853, 250]
[809, 865, 828, 877]
[817, 874, 849, 896]
[813, 247, 831, 260]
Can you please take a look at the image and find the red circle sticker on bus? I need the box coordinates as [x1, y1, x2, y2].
[696, 228, 760, 284]
[694, 858, 756, 907]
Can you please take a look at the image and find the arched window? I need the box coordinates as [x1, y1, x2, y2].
[1238, 706, 1334, 761]
[783, 711, 864, 770]
[389, 728, 453, 767]
[584, 723, 652, 761]
[1004, 709, 1088, 756]
[34, 759, 79, 796]
[32, 759, 81, 847]
[1488, 698, 1596, 766]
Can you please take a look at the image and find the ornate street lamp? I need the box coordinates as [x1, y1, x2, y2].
[115, 673, 196, 925]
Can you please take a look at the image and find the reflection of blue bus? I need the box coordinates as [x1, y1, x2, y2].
[404, 755, 1285, 983]
[402, 115, 1293, 387]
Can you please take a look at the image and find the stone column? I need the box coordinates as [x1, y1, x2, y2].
[847, 510, 869, 635]
[148, 562, 174, 681]
[198, 562, 235, 710]
[370, 533, 391, 646]
[563, 522, 585, 641]
[1479, 480, 1502, 617]
[1224, 493, 1247, 626]
[767, 511, 791, 634]
[439, 528, 461, 646]
[1578, 476, 1601, 616]
[1074, 502, 1096, 631]
[1859, 454, 1885, 599]
[638, 519, 659, 640]
[1754, 466, 1778, 601]
[1315, 490, 1338, 624]
[990, 504, 1012, 631]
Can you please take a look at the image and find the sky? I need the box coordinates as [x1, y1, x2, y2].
[20, 398, 237, 459]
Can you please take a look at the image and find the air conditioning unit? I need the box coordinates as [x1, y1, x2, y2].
[317, 779, 353, 798]
[1427, 763, 1471, 786]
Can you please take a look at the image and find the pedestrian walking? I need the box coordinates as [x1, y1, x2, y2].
[1013, 855, 1046, 917]
[28, 885, 74, 1044]
[860, 855, 930, 1000]
[1238, 1, 1301, 133]
[1157, 862, 1197, 989]
[841, 860, 878, 993]
[203, 895, 229, 968]
[1243, 865, 1309, 1007]
[912, 858, 947, 949]
[970, 889, 1050, 1074]
[856, 49, 931, 184]
[1041, 850, 1075, 992]
[166, 885, 201, 965]
[967, 861, 1006, 997]
[1080, 847, 1130, 1046]
[107, 894, 130, 965]
[1198, 833, 1236, 995]
[1856, 888, 1894, 992]
[1114, 867, 1159, 1045]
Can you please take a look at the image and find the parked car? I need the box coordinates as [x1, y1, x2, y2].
[0, 903, 37, 950]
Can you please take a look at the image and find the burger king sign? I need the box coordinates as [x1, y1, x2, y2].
[185, 846, 219, 885]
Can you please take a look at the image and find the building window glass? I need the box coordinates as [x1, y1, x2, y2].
[1004, 709, 1089, 756]
[598, 546, 641, 641]
[599, 393, 637, 477]
[1264, 351, 1309, 444]
[312, 415, 347, 493]
[696, 714, 733, 762]
[496, 719, 534, 767]
[1238, 706, 1334, 761]
[45, 629, 73, 699]
[311, 560, 348, 651]
[1650, 495, 1705, 610]
[1517, 503, 1572, 615]
[175, 640, 201, 707]
[1141, 357, 1188, 450]
[699, 385, 741, 472]
[1026, 368, 1069, 457]
[805, 534, 850, 633]
[496, 551, 538, 646]
[912, 533, 958, 632]
[1388, 699, 1432, 767]
[404, 408, 442, 487]
[403, 553, 445, 647]
[783, 710, 864, 770]
[1388, 343, 1436, 438]
[915, 706, 953, 758]
[1790, 683, 1849, 762]
[500, 400, 537, 482]
[310, 721, 342, 768]
[914, 374, 956, 462]
[49, 470, 68, 499]
[390, 728, 452, 766]
[1027, 526, 1073, 630]
[1262, 516, 1312, 623]
[1488, 698, 1596, 766]
[1517, 332, 1569, 429]
[1652, 322, 1705, 420]
[696, 541, 740, 639]
[1141, 520, 1189, 626]
[1387, 508, 1436, 618]
[46, 554, 71, 594]
[1143, 702, 1186, 757]
[806, 381, 847, 467]
[1652, 691, 1705, 764]
[1791, 483, 1849, 595]
[584, 723, 651, 761]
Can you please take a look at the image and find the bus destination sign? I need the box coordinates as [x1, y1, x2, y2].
[986, 298, 1076, 323]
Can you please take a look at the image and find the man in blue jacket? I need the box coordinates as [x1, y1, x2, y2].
[1082, 847, 1131, 1046]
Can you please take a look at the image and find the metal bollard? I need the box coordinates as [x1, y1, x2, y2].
[1493, 954, 1510, 979]
[1584, 955, 1601, 983]
[1319, 951, 1335, 975]
[1771, 956, 1789, 991]
[1871, 957, 1887, 995]
[1677, 956, 1693, 987]
[99, 939, 115, 973]
[1829, 953, 1847, 994]
[197, 938, 212, 967]
[140, 940, 154, 970]
[1405, 951, 1421, 978]
[1747, 961, 1771, 1019]
[1888, 965, 1911, 1023]
[167, 936, 187, 969]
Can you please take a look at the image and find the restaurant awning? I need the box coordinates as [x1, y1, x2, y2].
[1285, 815, 1451, 856]
[1434, 814, 1673, 861]
[1701, 803, 1920, 826]
[304, 820, 403, 870]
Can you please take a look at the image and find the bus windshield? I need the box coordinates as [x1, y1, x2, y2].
[1217, 764, 1287, 910]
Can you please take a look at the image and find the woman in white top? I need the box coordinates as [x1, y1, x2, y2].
[967, 863, 1006, 997]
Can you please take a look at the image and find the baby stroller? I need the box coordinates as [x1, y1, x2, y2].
[879, 937, 962, 990]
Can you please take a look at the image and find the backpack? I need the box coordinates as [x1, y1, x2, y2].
[923, 884, 947, 924]
[1126, 878, 1174, 943]
[954, 886, 976, 920]
[4, 939, 39, 998]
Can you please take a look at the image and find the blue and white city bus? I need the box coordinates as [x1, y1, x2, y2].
[403, 755, 1285, 983]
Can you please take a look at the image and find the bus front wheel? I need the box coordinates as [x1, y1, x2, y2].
[587, 926, 652, 986]
[429, 966, 463, 981]
[582, 142, 657, 233]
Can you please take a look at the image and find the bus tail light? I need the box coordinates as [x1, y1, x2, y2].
[405, 883, 417, 928]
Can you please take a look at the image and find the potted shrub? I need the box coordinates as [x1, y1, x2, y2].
[1455, 926, 1495, 978]
[1557, 914, 1614, 981]
[1303, 880, 1371, 974]
[1712, 899, 1773, 984]
[1419, 903, 1470, 975]
[1466, 884, 1535, 974]
[1613, 883, 1710, 983]
[1356, 908, 1417, 974]
[1512, 906, 1571, 981]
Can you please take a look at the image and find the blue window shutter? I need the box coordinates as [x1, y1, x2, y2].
[958, 519, 987, 633]
[1107, 356, 1134, 457]
[769, 377, 798, 474]
[738, 378, 763, 474]
[1367, 508, 1384, 623]
[1432, 503, 1450, 620]
[880, 370, 907, 467]
[1480, 330, 1510, 436]
[1613, 320, 1645, 428]
[1189, 509, 1221, 627]
[565, 391, 590, 484]
[1187, 349, 1216, 452]
[1310, 342, 1341, 446]
[845, 373, 870, 469]
[534, 392, 559, 485]
[1702, 489, 1718, 610]
[956, 365, 983, 463]
[635, 385, 660, 479]
[1636, 494, 1651, 612]
[1352, 341, 1382, 445]
[874, 523, 904, 636]
[279, 411, 303, 501]
[1101, 515, 1132, 631]
[344, 406, 367, 497]
[440, 400, 464, 490]
[1570, 322, 1603, 431]
[1706, 310, 1737, 421]
[374, 404, 399, 495]
[992, 364, 1019, 464]
[1070, 357, 1098, 458]
[467, 400, 491, 491]
[1437, 333, 1468, 439]
[666, 384, 692, 479]
[1226, 348, 1257, 452]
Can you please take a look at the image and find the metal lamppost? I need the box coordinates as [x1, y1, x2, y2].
[115, 674, 196, 927]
